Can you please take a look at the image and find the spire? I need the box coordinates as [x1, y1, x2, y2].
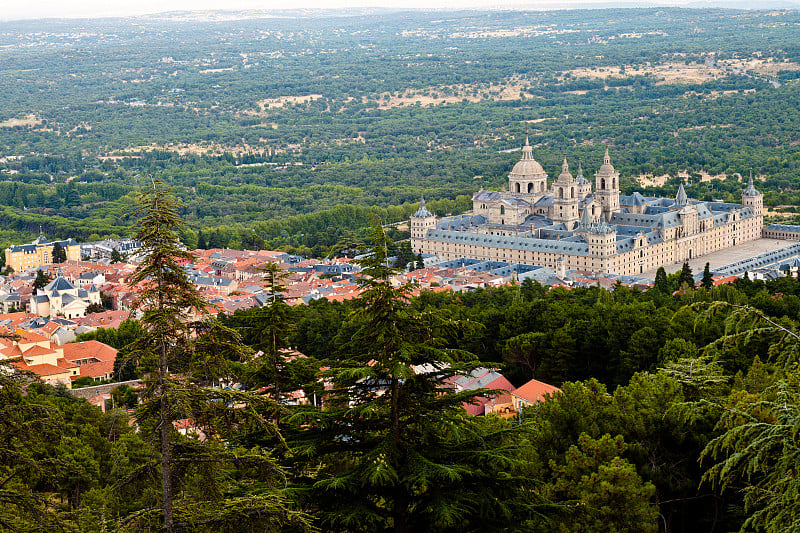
[557, 156, 574, 184]
[520, 134, 533, 160]
[412, 193, 433, 218]
[675, 182, 688, 208]
[577, 160, 583, 178]
[744, 170, 760, 197]
[578, 206, 592, 229]
[603, 147, 610, 165]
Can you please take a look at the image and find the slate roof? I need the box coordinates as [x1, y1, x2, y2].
[45, 277, 76, 292]
[424, 229, 592, 256]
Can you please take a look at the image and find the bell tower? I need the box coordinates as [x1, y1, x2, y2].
[595, 147, 620, 222]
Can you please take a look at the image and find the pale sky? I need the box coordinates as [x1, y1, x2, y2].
[4, 0, 691, 22]
[3, 0, 795, 21]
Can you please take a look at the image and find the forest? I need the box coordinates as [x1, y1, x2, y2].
[2, 8, 800, 255]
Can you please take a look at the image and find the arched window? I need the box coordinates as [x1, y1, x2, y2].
[516, 183, 520, 193]
[559, 188, 564, 199]
[528, 183, 533, 193]
[500, 205, 505, 215]
[571, 187, 575, 198]
[601, 178, 606, 189]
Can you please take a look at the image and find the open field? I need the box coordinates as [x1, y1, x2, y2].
[0, 114, 42, 128]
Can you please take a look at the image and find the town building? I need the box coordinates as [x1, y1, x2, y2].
[29, 270, 102, 319]
[411, 140, 764, 277]
[5, 235, 81, 272]
[0, 332, 118, 388]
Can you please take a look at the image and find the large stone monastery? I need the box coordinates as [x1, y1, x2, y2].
[411, 139, 763, 276]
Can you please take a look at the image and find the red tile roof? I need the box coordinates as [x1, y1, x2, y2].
[512, 378, 561, 404]
[62, 340, 117, 364]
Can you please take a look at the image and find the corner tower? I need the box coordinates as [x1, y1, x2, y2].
[595, 148, 620, 221]
[742, 172, 763, 216]
[410, 194, 436, 253]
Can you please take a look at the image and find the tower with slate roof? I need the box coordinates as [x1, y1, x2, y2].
[741, 172, 763, 216]
[595, 148, 620, 222]
[410, 194, 437, 252]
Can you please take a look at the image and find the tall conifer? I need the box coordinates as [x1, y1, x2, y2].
[288, 216, 534, 532]
[122, 180, 310, 532]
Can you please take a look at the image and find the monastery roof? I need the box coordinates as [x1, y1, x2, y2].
[425, 229, 592, 256]
[412, 195, 434, 218]
[473, 190, 502, 202]
[766, 224, 800, 233]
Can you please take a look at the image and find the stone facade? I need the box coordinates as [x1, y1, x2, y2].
[5, 235, 81, 272]
[411, 142, 764, 277]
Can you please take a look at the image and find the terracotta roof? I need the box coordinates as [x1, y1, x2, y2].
[77, 359, 115, 379]
[512, 378, 561, 404]
[18, 330, 50, 344]
[22, 344, 56, 358]
[12, 361, 68, 378]
[62, 340, 117, 364]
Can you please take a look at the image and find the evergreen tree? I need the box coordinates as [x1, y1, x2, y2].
[701, 262, 714, 290]
[678, 262, 694, 289]
[287, 217, 535, 531]
[0, 363, 65, 530]
[51, 242, 67, 264]
[110, 248, 122, 263]
[653, 266, 669, 293]
[196, 229, 207, 250]
[121, 180, 310, 532]
[32, 269, 51, 290]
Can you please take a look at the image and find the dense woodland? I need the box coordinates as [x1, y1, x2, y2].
[2, 8, 800, 255]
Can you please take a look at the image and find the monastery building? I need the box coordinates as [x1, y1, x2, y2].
[411, 139, 763, 276]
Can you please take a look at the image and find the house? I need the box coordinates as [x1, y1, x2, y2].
[5, 235, 81, 272]
[1, 330, 80, 388]
[449, 367, 517, 416]
[510, 378, 561, 412]
[0, 332, 118, 386]
[62, 340, 118, 382]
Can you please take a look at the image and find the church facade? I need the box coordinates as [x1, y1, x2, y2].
[411, 140, 763, 277]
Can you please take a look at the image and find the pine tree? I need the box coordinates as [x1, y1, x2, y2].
[110, 247, 122, 263]
[678, 262, 694, 289]
[196, 229, 207, 250]
[120, 180, 311, 532]
[32, 269, 51, 290]
[51, 241, 67, 264]
[653, 267, 669, 293]
[701, 262, 714, 290]
[287, 216, 535, 531]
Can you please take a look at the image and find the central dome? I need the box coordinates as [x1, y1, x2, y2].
[510, 158, 546, 178]
[509, 141, 547, 178]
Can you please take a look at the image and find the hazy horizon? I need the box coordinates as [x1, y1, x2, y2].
[7, 0, 798, 23]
